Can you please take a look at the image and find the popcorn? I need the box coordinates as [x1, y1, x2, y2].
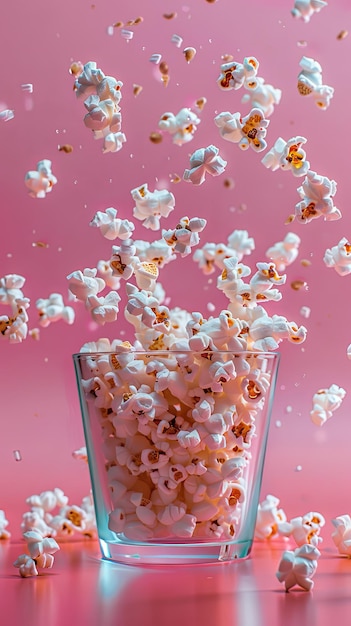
[36, 293, 75, 327]
[215, 108, 269, 152]
[331, 515, 351, 556]
[86, 291, 121, 325]
[163, 216, 207, 257]
[295, 170, 339, 223]
[278, 511, 325, 546]
[131, 184, 175, 230]
[90, 207, 135, 240]
[102, 131, 127, 154]
[74, 61, 105, 99]
[83, 95, 121, 132]
[183, 145, 227, 185]
[14, 531, 60, 577]
[158, 108, 200, 146]
[0, 510, 11, 539]
[241, 77, 282, 117]
[25, 159, 57, 198]
[261, 136, 310, 177]
[217, 56, 259, 91]
[291, 0, 328, 23]
[276, 544, 321, 591]
[310, 384, 346, 426]
[323, 237, 351, 275]
[255, 495, 287, 540]
[265, 233, 301, 272]
[297, 56, 334, 109]
[0, 109, 15, 122]
[67, 267, 105, 302]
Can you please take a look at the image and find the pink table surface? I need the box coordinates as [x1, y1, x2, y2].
[2, 539, 351, 626]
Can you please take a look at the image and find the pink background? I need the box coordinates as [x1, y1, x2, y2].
[1, 0, 351, 542]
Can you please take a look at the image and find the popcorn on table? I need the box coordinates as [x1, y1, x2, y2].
[291, 0, 328, 23]
[276, 544, 321, 592]
[310, 384, 346, 426]
[323, 237, 351, 275]
[131, 184, 175, 230]
[261, 136, 309, 177]
[277, 511, 325, 546]
[183, 145, 227, 185]
[36, 293, 75, 327]
[295, 170, 340, 223]
[254, 494, 287, 540]
[214, 108, 269, 152]
[241, 77, 282, 117]
[90, 207, 135, 240]
[217, 56, 259, 91]
[158, 107, 200, 146]
[14, 530, 60, 578]
[297, 56, 334, 110]
[0, 510, 11, 539]
[331, 515, 351, 556]
[25, 159, 57, 198]
[265, 233, 301, 272]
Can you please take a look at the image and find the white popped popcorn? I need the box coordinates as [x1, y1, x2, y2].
[131, 184, 175, 230]
[254, 494, 287, 540]
[158, 108, 200, 146]
[278, 511, 325, 546]
[215, 107, 269, 152]
[90, 207, 135, 240]
[297, 56, 334, 110]
[310, 384, 346, 426]
[295, 170, 340, 223]
[291, 0, 328, 23]
[265, 233, 301, 272]
[25, 159, 57, 198]
[217, 56, 259, 91]
[241, 77, 282, 117]
[0, 510, 11, 539]
[36, 293, 75, 327]
[14, 531, 60, 578]
[331, 515, 351, 556]
[276, 544, 321, 592]
[323, 237, 351, 275]
[183, 145, 227, 185]
[262, 136, 310, 177]
[67, 267, 105, 302]
[0, 109, 15, 121]
[163, 216, 207, 257]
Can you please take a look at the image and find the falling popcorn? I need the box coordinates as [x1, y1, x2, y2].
[217, 56, 259, 91]
[214, 108, 269, 152]
[291, 0, 328, 23]
[158, 108, 200, 146]
[323, 237, 351, 275]
[265, 233, 301, 272]
[262, 136, 310, 177]
[241, 77, 282, 117]
[297, 56, 334, 110]
[25, 159, 57, 198]
[295, 170, 340, 223]
[310, 384, 346, 426]
[183, 145, 227, 185]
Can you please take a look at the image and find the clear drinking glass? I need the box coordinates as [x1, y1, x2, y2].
[73, 349, 280, 566]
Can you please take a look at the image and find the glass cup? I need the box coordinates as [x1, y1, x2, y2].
[73, 349, 280, 566]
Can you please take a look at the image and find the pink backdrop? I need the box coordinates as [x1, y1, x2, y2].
[1, 0, 351, 542]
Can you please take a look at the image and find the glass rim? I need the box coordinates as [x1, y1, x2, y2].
[73, 349, 280, 359]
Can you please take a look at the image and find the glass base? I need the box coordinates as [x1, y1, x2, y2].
[99, 537, 253, 566]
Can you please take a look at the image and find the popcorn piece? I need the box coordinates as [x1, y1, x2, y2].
[310, 384, 346, 426]
[265, 233, 301, 272]
[278, 511, 325, 547]
[297, 56, 334, 109]
[255, 495, 287, 540]
[163, 216, 207, 257]
[74, 61, 105, 99]
[241, 77, 282, 117]
[102, 131, 127, 154]
[0, 109, 15, 122]
[276, 544, 321, 591]
[36, 293, 75, 327]
[183, 145, 227, 185]
[291, 0, 328, 23]
[215, 108, 269, 152]
[90, 207, 135, 240]
[217, 56, 259, 91]
[183, 47, 196, 63]
[109, 240, 139, 280]
[0, 510, 11, 539]
[171, 34, 183, 48]
[295, 170, 339, 223]
[262, 136, 309, 177]
[300, 306, 311, 319]
[131, 184, 175, 230]
[86, 291, 121, 325]
[323, 238, 351, 275]
[67, 267, 105, 302]
[25, 159, 57, 198]
[83, 95, 121, 132]
[331, 515, 351, 556]
[14, 530, 60, 577]
[158, 108, 200, 146]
